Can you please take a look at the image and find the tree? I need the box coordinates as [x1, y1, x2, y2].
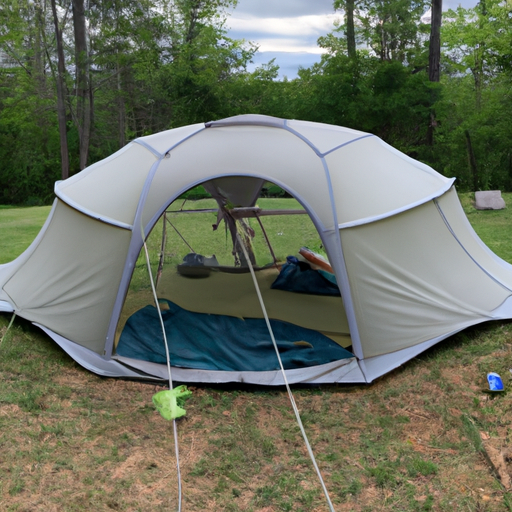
[50, 0, 70, 180]
[426, 0, 442, 146]
[442, 0, 506, 109]
[437, 0, 512, 190]
[0, 0, 64, 202]
[72, 0, 92, 170]
[0, 0, 259, 203]
[356, 0, 429, 63]
[428, 0, 442, 83]
[334, 0, 357, 58]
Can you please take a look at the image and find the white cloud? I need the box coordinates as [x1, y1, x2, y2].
[231, 0, 335, 18]
[225, 0, 339, 76]
[228, 14, 340, 53]
[253, 38, 326, 54]
[227, 0, 480, 79]
[229, 14, 339, 37]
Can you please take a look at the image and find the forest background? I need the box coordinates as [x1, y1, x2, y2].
[0, 0, 510, 205]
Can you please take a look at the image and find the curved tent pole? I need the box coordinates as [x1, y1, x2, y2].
[105, 115, 365, 366]
[317, 157, 364, 361]
[279, 120, 364, 361]
[103, 159, 168, 360]
[104, 126, 206, 360]
[203, 116, 365, 363]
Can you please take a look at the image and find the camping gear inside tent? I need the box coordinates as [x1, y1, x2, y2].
[1, 114, 512, 385]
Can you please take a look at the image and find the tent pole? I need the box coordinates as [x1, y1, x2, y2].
[254, 213, 279, 269]
[156, 212, 167, 289]
[166, 215, 195, 253]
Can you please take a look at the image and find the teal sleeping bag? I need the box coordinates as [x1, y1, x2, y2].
[117, 299, 352, 372]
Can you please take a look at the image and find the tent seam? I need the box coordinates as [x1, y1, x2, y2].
[320, 134, 375, 157]
[54, 189, 134, 230]
[151, 125, 206, 156]
[133, 139, 165, 158]
[338, 179, 456, 229]
[435, 198, 512, 293]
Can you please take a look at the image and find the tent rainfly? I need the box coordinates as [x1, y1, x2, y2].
[1, 114, 512, 385]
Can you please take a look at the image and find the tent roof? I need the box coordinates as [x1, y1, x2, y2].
[55, 115, 454, 233]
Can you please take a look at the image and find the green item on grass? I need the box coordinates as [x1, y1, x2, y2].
[152, 385, 193, 420]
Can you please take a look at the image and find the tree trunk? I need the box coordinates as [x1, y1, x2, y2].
[427, 0, 442, 146]
[117, 63, 126, 148]
[50, 0, 70, 180]
[72, 0, 92, 170]
[428, 0, 442, 83]
[465, 130, 479, 191]
[184, 0, 201, 44]
[345, 0, 356, 58]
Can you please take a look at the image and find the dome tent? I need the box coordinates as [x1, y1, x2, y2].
[1, 114, 512, 385]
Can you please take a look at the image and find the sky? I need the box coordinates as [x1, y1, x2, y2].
[226, 0, 480, 79]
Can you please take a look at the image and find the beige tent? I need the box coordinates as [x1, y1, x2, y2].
[1, 114, 512, 384]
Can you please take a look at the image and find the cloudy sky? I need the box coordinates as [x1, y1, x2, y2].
[226, 0, 479, 79]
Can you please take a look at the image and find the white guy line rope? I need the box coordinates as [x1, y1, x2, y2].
[0, 312, 16, 345]
[236, 233, 336, 512]
[141, 225, 183, 512]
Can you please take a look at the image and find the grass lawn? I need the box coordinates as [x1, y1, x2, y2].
[0, 205, 52, 264]
[1, 193, 512, 511]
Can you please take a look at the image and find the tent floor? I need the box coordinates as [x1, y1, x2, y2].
[113, 354, 363, 385]
[116, 266, 351, 349]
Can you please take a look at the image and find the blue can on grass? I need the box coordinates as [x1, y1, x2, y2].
[487, 372, 504, 392]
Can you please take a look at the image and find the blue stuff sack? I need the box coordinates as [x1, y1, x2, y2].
[271, 256, 341, 296]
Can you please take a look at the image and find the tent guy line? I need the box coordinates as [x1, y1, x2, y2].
[237, 233, 336, 511]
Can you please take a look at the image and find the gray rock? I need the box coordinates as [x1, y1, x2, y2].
[475, 190, 506, 210]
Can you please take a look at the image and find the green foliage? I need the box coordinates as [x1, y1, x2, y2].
[1, 0, 512, 203]
[0, 0, 258, 204]
[356, 0, 429, 63]
[178, 185, 209, 200]
[433, 0, 512, 190]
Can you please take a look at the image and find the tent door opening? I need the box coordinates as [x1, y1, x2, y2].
[113, 178, 353, 380]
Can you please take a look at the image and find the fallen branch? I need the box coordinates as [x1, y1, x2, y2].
[479, 432, 511, 490]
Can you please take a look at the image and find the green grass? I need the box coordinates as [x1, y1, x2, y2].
[0, 205, 52, 264]
[1, 192, 512, 510]
[459, 192, 512, 262]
